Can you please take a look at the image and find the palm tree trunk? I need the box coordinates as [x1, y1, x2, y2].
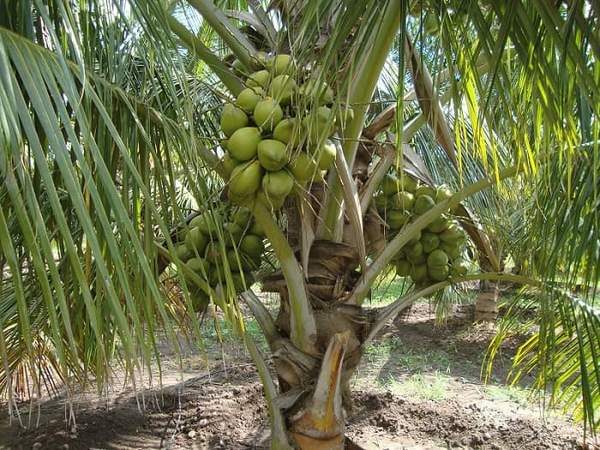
[261, 238, 369, 448]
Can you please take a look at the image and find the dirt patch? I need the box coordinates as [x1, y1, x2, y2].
[0, 302, 593, 449]
[348, 391, 581, 449]
[0, 365, 268, 450]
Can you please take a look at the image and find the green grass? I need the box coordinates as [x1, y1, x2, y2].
[484, 384, 532, 407]
[369, 273, 411, 306]
[381, 372, 451, 401]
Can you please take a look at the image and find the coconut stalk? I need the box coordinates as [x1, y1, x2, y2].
[317, 1, 402, 240]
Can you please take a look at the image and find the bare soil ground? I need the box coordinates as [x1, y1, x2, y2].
[0, 301, 595, 449]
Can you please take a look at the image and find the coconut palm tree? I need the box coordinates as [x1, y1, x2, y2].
[1, 0, 599, 448]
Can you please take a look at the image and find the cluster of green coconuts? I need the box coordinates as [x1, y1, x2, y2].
[375, 172, 469, 285]
[173, 207, 265, 308]
[219, 53, 351, 209]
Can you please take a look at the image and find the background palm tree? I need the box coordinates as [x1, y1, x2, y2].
[1, 0, 599, 448]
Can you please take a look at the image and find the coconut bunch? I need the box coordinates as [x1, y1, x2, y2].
[374, 172, 469, 285]
[219, 53, 351, 210]
[173, 207, 266, 308]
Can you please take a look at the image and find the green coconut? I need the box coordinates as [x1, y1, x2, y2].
[256, 189, 286, 211]
[224, 222, 243, 242]
[395, 259, 412, 277]
[420, 232, 440, 253]
[221, 154, 239, 178]
[428, 264, 449, 281]
[289, 152, 318, 183]
[299, 78, 334, 104]
[427, 249, 449, 268]
[408, 230, 422, 244]
[185, 226, 209, 254]
[254, 51, 269, 67]
[226, 249, 245, 272]
[398, 174, 418, 193]
[406, 241, 424, 263]
[231, 208, 252, 227]
[273, 118, 296, 145]
[229, 160, 264, 196]
[236, 87, 264, 114]
[228, 190, 256, 208]
[413, 194, 436, 215]
[439, 224, 465, 243]
[258, 139, 289, 171]
[393, 191, 415, 211]
[439, 242, 461, 260]
[316, 141, 336, 170]
[387, 209, 411, 229]
[190, 212, 220, 235]
[174, 243, 193, 262]
[246, 70, 270, 88]
[303, 106, 334, 144]
[272, 54, 293, 76]
[240, 234, 264, 260]
[427, 216, 450, 233]
[411, 264, 429, 283]
[254, 97, 283, 131]
[186, 257, 210, 275]
[435, 185, 453, 203]
[228, 127, 261, 161]
[204, 242, 222, 265]
[269, 74, 297, 105]
[374, 194, 390, 211]
[450, 260, 468, 277]
[262, 170, 294, 198]
[415, 185, 436, 198]
[381, 174, 399, 195]
[220, 104, 249, 137]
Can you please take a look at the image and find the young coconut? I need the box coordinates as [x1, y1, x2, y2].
[393, 191, 415, 211]
[257, 139, 289, 171]
[427, 249, 449, 268]
[240, 234, 265, 260]
[428, 264, 449, 281]
[413, 194, 436, 215]
[185, 227, 209, 254]
[395, 259, 412, 277]
[387, 210, 411, 229]
[303, 106, 335, 144]
[174, 243, 193, 262]
[220, 154, 239, 177]
[186, 257, 211, 276]
[411, 264, 429, 282]
[253, 97, 283, 132]
[229, 160, 264, 196]
[220, 104, 249, 137]
[299, 78, 334, 104]
[289, 152, 318, 183]
[269, 74, 297, 105]
[262, 170, 294, 198]
[236, 87, 264, 114]
[256, 189, 286, 211]
[246, 70, 270, 88]
[228, 127, 262, 161]
[316, 140, 336, 170]
[271, 54, 294, 76]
